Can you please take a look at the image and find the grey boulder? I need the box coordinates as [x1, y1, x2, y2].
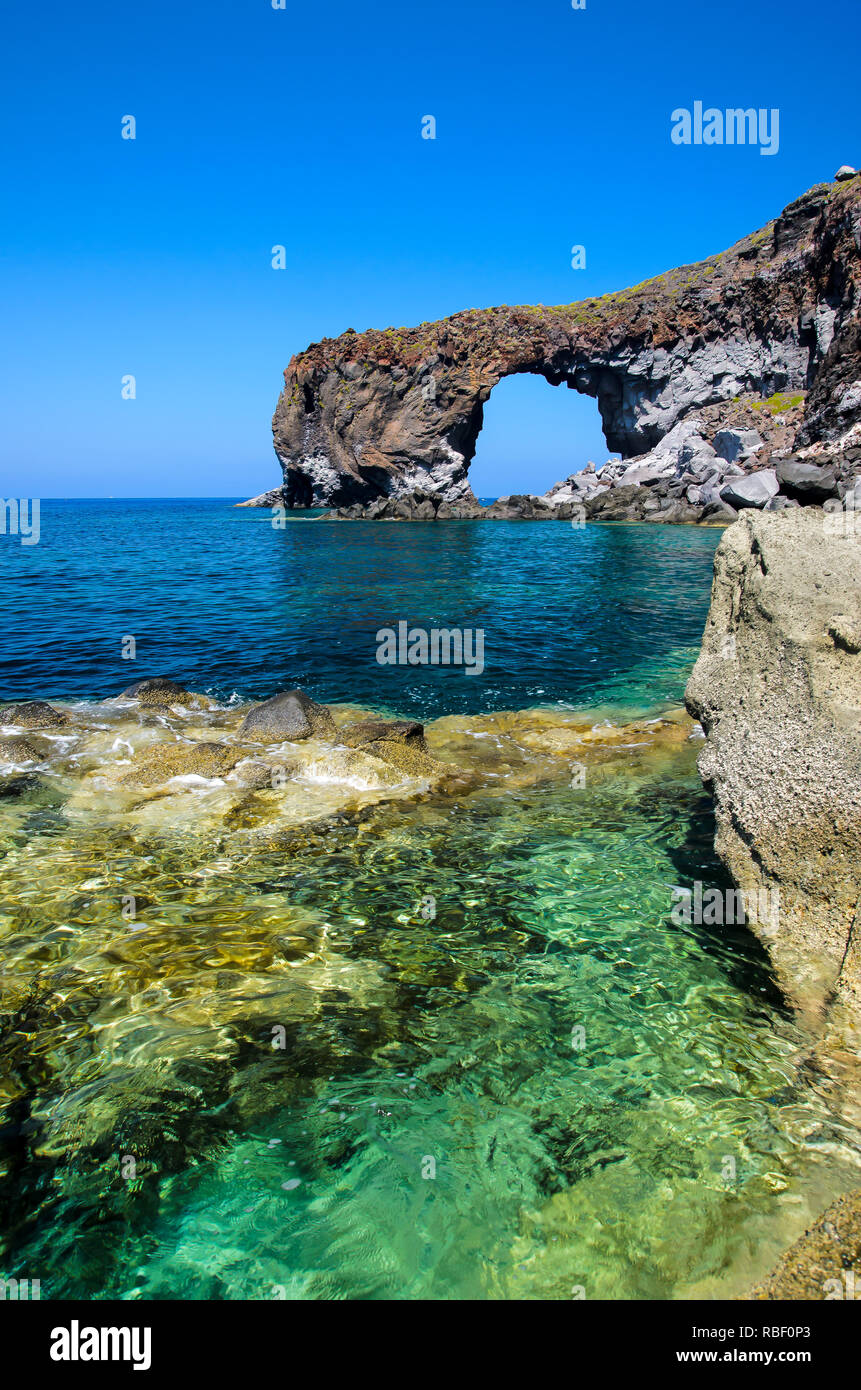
[240, 689, 336, 741]
[712, 428, 764, 464]
[775, 457, 839, 504]
[720, 469, 779, 509]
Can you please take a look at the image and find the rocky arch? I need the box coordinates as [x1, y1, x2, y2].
[269, 180, 860, 512]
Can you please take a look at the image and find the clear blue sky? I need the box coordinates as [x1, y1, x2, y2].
[1, 0, 857, 498]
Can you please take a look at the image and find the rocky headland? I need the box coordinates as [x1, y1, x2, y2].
[245, 168, 861, 526]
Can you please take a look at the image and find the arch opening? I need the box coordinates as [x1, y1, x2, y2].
[468, 373, 620, 501]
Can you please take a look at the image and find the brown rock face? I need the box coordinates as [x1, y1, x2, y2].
[271, 178, 861, 510]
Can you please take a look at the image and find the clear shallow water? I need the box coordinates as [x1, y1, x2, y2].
[1, 505, 860, 1300]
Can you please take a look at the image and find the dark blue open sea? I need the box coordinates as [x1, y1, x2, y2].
[1, 501, 858, 1300]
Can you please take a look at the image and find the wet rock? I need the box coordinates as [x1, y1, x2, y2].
[121, 678, 207, 709]
[482, 494, 555, 520]
[341, 719, 425, 749]
[121, 741, 243, 787]
[339, 718, 441, 778]
[302, 746, 412, 789]
[748, 1187, 861, 1300]
[0, 737, 40, 763]
[775, 456, 839, 504]
[719, 469, 779, 509]
[229, 759, 283, 790]
[240, 688, 336, 742]
[2, 700, 69, 729]
[585, 484, 648, 521]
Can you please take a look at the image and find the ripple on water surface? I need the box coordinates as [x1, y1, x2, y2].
[1, 698, 859, 1300]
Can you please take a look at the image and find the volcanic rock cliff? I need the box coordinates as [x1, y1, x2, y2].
[262, 174, 861, 516]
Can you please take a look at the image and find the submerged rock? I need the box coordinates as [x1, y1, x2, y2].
[748, 1187, 861, 1300]
[2, 700, 69, 729]
[340, 718, 442, 779]
[240, 689, 336, 741]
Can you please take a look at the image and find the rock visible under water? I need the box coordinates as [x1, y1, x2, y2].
[747, 1187, 861, 1300]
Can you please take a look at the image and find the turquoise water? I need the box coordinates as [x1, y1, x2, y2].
[2, 505, 859, 1300]
[1, 500, 718, 714]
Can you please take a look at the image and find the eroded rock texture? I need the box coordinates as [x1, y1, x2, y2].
[685, 510, 861, 1032]
[269, 177, 861, 512]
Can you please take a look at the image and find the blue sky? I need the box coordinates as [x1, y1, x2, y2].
[1, 0, 857, 498]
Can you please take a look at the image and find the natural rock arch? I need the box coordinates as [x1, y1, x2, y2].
[270, 180, 861, 511]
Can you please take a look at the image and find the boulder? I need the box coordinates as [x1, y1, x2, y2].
[719, 469, 779, 509]
[712, 428, 764, 464]
[835, 166, 857, 181]
[340, 719, 425, 749]
[121, 678, 205, 709]
[482, 494, 553, 520]
[0, 737, 40, 763]
[235, 487, 288, 508]
[775, 457, 839, 504]
[121, 741, 242, 787]
[585, 484, 648, 521]
[230, 759, 284, 790]
[240, 688, 336, 741]
[2, 700, 69, 729]
[699, 499, 739, 524]
[340, 718, 440, 777]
